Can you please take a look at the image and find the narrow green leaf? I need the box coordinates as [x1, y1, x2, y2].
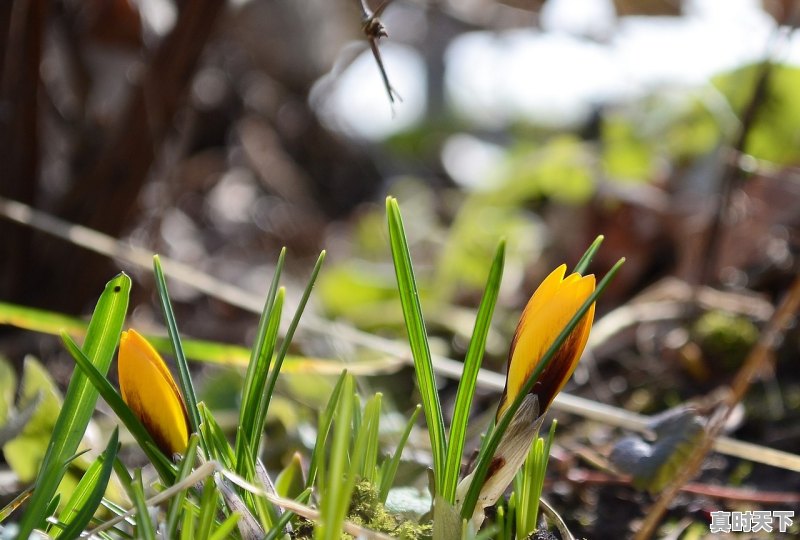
[196, 477, 217, 540]
[208, 512, 241, 540]
[386, 196, 446, 495]
[166, 434, 201, 539]
[259, 251, 326, 437]
[181, 501, 196, 540]
[238, 249, 285, 437]
[317, 374, 355, 540]
[198, 403, 235, 469]
[572, 235, 604, 275]
[18, 273, 130, 538]
[443, 240, 505, 503]
[60, 332, 175, 482]
[360, 393, 382, 483]
[378, 404, 421, 502]
[247, 288, 285, 462]
[132, 469, 156, 540]
[460, 257, 625, 521]
[152, 256, 202, 441]
[55, 428, 119, 539]
[263, 488, 311, 540]
[307, 371, 347, 489]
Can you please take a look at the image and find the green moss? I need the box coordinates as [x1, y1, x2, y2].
[692, 310, 758, 369]
[290, 481, 432, 540]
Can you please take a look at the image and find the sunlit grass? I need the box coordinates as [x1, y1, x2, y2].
[0, 198, 622, 540]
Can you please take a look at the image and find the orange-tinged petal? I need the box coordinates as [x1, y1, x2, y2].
[497, 264, 596, 420]
[119, 329, 190, 455]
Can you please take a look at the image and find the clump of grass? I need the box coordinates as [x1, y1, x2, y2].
[0, 198, 622, 540]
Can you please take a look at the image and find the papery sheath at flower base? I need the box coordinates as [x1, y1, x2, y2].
[457, 264, 596, 529]
[118, 329, 190, 456]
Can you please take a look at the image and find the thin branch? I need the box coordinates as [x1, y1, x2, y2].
[355, 0, 401, 105]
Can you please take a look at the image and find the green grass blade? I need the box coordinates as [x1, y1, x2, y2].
[196, 477, 218, 540]
[166, 434, 201, 539]
[386, 196, 446, 495]
[55, 428, 119, 539]
[378, 404, 421, 502]
[198, 403, 235, 469]
[572, 235, 604, 275]
[153, 256, 202, 440]
[18, 273, 130, 538]
[307, 371, 348, 489]
[60, 332, 175, 482]
[236, 248, 285, 473]
[208, 512, 241, 540]
[247, 288, 285, 461]
[317, 374, 355, 540]
[460, 257, 625, 521]
[360, 393, 382, 483]
[132, 469, 156, 540]
[258, 251, 326, 441]
[263, 488, 311, 540]
[443, 240, 505, 503]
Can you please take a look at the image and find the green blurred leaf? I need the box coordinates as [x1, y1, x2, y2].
[0, 357, 16, 427]
[602, 116, 654, 181]
[55, 428, 119, 539]
[713, 63, 800, 164]
[500, 136, 594, 203]
[275, 452, 305, 499]
[2, 357, 63, 481]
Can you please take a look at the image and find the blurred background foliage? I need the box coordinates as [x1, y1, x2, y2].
[2, 0, 800, 537]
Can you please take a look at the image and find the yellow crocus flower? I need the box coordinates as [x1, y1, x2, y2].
[497, 263, 595, 420]
[458, 264, 596, 528]
[118, 329, 190, 456]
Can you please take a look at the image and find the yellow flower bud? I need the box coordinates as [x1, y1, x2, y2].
[497, 264, 595, 421]
[458, 264, 596, 528]
[118, 329, 190, 456]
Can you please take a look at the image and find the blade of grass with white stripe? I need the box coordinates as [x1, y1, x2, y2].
[573, 235, 604, 275]
[378, 404, 421, 502]
[166, 433, 202, 539]
[61, 332, 175, 482]
[17, 273, 130, 539]
[317, 373, 356, 540]
[153, 256, 202, 442]
[198, 403, 235, 469]
[196, 476, 218, 540]
[53, 427, 118, 539]
[307, 371, 348, 489]
[208, 512, 241, 540]
[132, 469, 156, 540]
[514, 419, 556, 536]
[443, 240, 505, 504]
[236, 248, 286, 472]
[460, 257, 625, 521]
[257, 251, 326, 441]
[386, 196, 446, 495]
[359, 393, 382, 483]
